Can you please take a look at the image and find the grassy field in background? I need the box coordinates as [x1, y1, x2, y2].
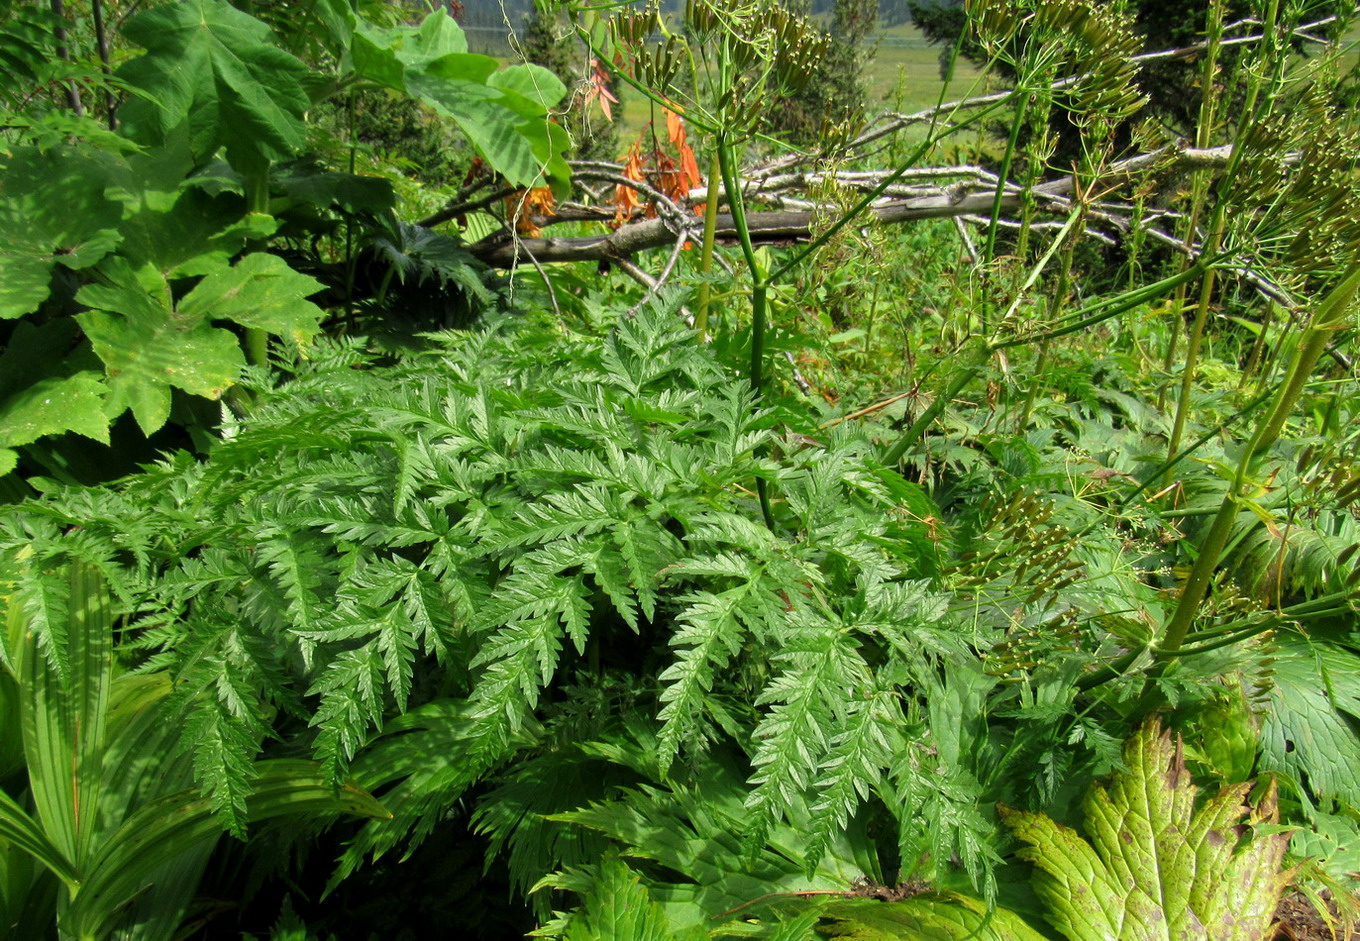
[612, 21, 985, 146]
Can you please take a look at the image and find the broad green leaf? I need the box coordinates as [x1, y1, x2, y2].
[820, 894, 1049, 940]
[179, 252, 325, 343]
[345, 9, 569, 189]
[0, 374, 109, 451]
[0, 146, 123, 319]
[1001, 718, 1292, 941]
[488, 64, 568, 113]
[0, 789, 79, 891]
[423, 52, 501, 85]
[76, 258, 246, 435]
[275, 163, 395, 215]
[18, 564, 112, 872]
[0, 320, 110, 453]
[413, 78, 555, 188]
[348, 12, 483, 90]
[114, 141, 281, 277]
[116, 0, 309, 170]
[1259, 636, 1360, 810]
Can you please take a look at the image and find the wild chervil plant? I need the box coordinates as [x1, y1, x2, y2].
[4, 298, 1358, 937]
[0, 301, 991, 934]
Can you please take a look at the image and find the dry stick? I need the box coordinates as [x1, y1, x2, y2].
[626, 232, 689, 317]
[714, 889, 851, 920]
[819, 391, 915, 429]
[465, 144, 1237, 267]
[417, 184, 522, 229]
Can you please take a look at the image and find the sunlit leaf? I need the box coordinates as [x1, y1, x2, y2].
[179, 252, 325, 344]
[117, 0, 309, 170]
[820, 893, 1048, 940]
[0, 146, 123, 319]
[76, 258, 245, 434]
[1001, 718, 1292, 941]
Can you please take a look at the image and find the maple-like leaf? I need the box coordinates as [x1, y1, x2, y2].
[1001, 718, 1293, 941]
[76, 259, 245, 435]
[117, 0, 310, 171]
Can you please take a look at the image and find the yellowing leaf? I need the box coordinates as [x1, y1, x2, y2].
[1001, 718, 1292, 941]
[821, 893, 1049, 940]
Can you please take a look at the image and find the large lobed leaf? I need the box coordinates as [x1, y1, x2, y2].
[116, 0, 310, 170]
[1258, 635, 1360, 812]
[345, 9, 569, 190]
[0, 320, 110, 474]
[76, 254, 323, 435]
[0, 146, 122, 320]
[558, 855, 698, 941]
[1001, 717, 1292, 941]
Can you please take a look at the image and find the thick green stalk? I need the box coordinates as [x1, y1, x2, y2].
[1160, 267, 1360, 655]
[715, 136, 774, 528]
[694, 149, 723, 340]
[982, 92, 1030, 268]
[715, 138, 764, 392]
[242, 162, 272, 368]
[1166, 266, 1220, 460]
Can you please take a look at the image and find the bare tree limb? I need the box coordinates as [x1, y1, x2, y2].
[465, 144, 1241, 268]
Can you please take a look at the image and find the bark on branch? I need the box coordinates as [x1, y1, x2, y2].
[465, 145, 1239, 268]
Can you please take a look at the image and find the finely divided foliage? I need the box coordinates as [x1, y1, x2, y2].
[0, 303, 956, 882]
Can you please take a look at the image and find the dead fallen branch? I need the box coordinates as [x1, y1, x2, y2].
[464, 144, 1240, 268]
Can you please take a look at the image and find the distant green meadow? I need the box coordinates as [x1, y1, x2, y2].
[606, 23, 985, 148]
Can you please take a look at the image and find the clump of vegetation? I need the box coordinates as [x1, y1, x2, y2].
[2, 0, 1359, 937]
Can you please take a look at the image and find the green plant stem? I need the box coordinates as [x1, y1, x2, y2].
[983, 91, 1029, 268]
[889, 255, 1213, 467]
[881, 344, 989, 466]
[1166, 0, 1277, 466]
[1166, 267, 1220, 468]
[992, 259, 1213, 350]
[694, 150, 723, 341]
[1159, 266, 1360, 656]
[716, 136, 775, 530]
[243, 161, 272, 368]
